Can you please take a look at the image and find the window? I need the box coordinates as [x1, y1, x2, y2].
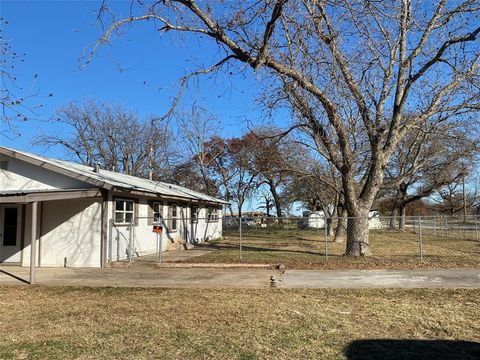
[153, 202, 163, 223]
[170, 204, 178, 231]
[191, 206, 198, 223]
[115, 199, 134, 224]
[207, 207, 218, 222]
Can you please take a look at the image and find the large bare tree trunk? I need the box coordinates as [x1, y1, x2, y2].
[326, 205, 336, 236]
[334, 206, 346, 243]
[327, 218, 335, 237]
[399, 204, 406, 231]
[268, 179, 283, 218]
[389, 207, 399, 229]
[345, 207, 372, 256]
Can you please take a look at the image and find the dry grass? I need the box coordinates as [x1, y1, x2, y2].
[188, 229, 479, 270]
[0, 286, 479, 359]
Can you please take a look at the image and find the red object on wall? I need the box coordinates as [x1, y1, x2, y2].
[152, 225, 163, 233]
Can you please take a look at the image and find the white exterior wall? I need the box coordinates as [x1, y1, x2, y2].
[185, 206, 223, 243]
[0, 155, 94, 190]
[40, 198, 102, 267]
[107, 196, 166, 262]
[21, 198, 102, 267]
[22, 202, 40, 267]
[106, 197, 223, 262]
[1, 156, 101, 267]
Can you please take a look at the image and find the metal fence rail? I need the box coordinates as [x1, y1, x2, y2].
[117, 215, 479, 267]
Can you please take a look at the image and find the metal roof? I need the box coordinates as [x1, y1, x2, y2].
[0, 146, 228, 204]
[0, 189, 81, 196]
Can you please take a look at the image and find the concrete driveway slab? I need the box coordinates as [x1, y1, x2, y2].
[274, 269, 480, 288]
[1, 266, 479, 289]
[0, 266, 273, 288]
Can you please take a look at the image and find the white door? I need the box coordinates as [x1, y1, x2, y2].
[0, 205, 22, 263]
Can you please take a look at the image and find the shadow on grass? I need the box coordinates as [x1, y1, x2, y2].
[344, 339, 480, 360]
[0, 269, 29, 284]
[195, 242, 325, 256]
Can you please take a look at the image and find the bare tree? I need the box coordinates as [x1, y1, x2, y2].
[286, 158, 343, 236]
[176, 105, 221, 196]
[226, 136, 259, 218]
[36, 100, 177, 178]
[435, 174, 480, 216]
[1, 18, 52, 135]
[257, 191, 275, 217]
[91, 1, 480, 256]
[382, 116, 479, 229]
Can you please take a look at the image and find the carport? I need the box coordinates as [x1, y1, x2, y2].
[0, 188, 103, 284]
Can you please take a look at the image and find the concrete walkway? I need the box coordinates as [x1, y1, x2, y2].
[274, 269, 480, 289]
[0, 266, 478, 289]
[0, 266, 272, 288]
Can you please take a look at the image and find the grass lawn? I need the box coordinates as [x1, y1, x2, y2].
[189, 229, 480, 270]
[0, 287, 478, 359]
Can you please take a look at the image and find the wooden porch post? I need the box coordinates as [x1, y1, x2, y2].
[29, 201, 38, 285]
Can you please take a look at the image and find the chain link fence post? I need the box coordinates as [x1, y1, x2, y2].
[445, 217, 448, 238]
[476, 215, 479, 242]
[128, 219, 134, 264]
[108, 218, 113, 264]
[461, 216, 464, 239]
[239, 216, 243, 262]
[418, 215, 423, 261]
[324, 215, 328, 261]
[156, 232, 162, 263]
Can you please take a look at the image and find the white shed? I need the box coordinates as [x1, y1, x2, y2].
[304, 210, 383, 229]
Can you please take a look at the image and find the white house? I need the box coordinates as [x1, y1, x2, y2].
[0, 146, 227, 268]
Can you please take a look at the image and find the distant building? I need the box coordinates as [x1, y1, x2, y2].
[230, 211, 269, 218]
[302, 210, 383, 229]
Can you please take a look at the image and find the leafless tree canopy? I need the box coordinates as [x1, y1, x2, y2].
[1, 18, 53, 135]
[36, 100, 177, 178]
[379, 115, 479, 226]
[91, 0, 480, 256]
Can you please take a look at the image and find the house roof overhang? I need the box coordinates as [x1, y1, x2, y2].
[110, 187, 227, 206]
[0, 188, 103, 204]
[0, 147, 110, 189]
[0, 147, 229, 205]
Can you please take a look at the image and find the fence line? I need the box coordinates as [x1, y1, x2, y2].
[111, 214, 479, 265]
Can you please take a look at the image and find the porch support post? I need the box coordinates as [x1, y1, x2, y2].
[100, 189, 108, 268]
[29, 201, 38, 285]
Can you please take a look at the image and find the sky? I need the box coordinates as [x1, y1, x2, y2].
[1, 0, 292, 213]
[2, 1, 477, 214]
[0, 0, 274, 158]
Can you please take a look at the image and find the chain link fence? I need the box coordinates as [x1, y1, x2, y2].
[113, 214, 479, 268]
